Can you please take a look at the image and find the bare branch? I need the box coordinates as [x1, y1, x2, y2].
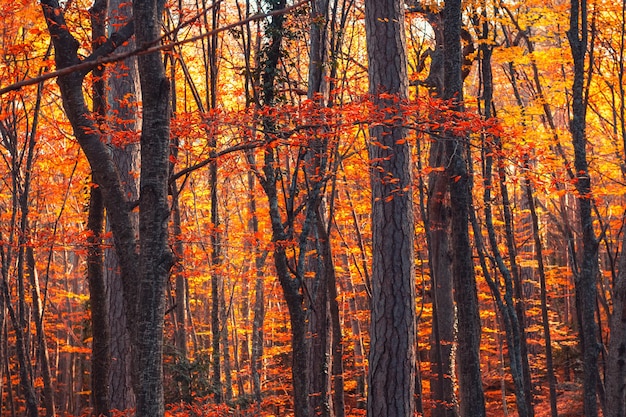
[1, 0, 312, 96]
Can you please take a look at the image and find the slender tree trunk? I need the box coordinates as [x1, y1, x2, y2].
[567, 1, 599, 416]
[364, 0, 416, 415]
[605, 240, 626, 417]
[604, 4, 626, 412]
[414, 12, 458, 417]
[477, 19, 531, 417]
[248, 170, 266, 407]
[210, 163, 223, 403]
[524, 167, 559, 417]
[316, 212, 346, 417]
[88, 4, 111, 414]
[443, 2, 486, 416]
[87, 186, 111, 417]
[257, 1, 310, 415]
[427, 135, 458, 417]
[167, 39, 191, 404]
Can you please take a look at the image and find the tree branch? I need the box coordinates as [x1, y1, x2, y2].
[1, 0, 312, 96]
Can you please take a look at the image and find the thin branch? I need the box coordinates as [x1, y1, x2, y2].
[0, 0, 312, 96]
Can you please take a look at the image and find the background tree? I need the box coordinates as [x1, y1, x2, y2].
[443, 0, 486, 416]
[567, 0, 599, 415]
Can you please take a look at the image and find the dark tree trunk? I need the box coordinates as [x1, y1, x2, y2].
[88, 3, 112, 414]
[87, 186, 111, 417]
[567, 1, 600, 416]
[427, 126, 458, 417]
[41, 0, 173, 414]
[257, 1, 309, 416]
[247, 170, 266, 407]
[133, 0, 172, 414]
[477, 16, 532, 417]
[106, 0, 139, 409]
[605, 240, 626, 417]
[523, 167, 558, 417]
[364, 0, 416, 416]
[413, 11, 458, 417]
[443, 1, 486, 416]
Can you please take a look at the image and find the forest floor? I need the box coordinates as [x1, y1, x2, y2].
[484, 380, 594, 417]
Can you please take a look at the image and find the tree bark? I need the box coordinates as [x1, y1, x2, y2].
[605, 241, 626, 417]
[106, 0, 140, 409]
[257, 1, 309, 416]
[41, 0, 173, 414]
[88, 3, 112, 414]
[132, 0, 172, 414]
[87, 186, 111, 417]
[567, 1, 600, 416]
[443, 1, 486, 416]
[364, 0, 416, 416]
[524, 167, 558, 417]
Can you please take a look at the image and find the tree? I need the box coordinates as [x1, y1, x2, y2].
[443, 1, 486, 416]
[567, 0, 600, 416]
[410, 6, 458, 416]
[40, 0, 173, 415]
[364, 0, 416, 415]
[87, 1, 112, 414]
[105, 0, 141, 409]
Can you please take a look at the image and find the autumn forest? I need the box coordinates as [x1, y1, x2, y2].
[0, 0, 623, 416]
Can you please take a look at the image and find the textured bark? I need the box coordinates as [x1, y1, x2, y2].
[307, 257, 331, 417]
[257, 1, 309, 415]
[364, 0, 416, 416]
[524, 171, 558, 417]
[443, 1, 486, 416]
[88, 3, 112, 414]
[306, 1, 346, 415]
[567, 1, 600, 416]
[414, 12, 458, 417]
[106, 0, 140, 409]
[427, 123, 458, 417]
[87, 186, 111, 417]
[41, 0, 173, 415]
[605, 243, 626, 417]
[133, 0, 173, 414]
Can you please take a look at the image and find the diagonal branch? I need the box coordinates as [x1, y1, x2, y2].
[1, 0, 312, 96]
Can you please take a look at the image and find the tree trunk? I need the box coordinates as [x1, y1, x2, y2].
[567, 1, 600, 416]
[256, 1, 312, 416]
[443, 1, 486, 416]
[41, 0, 173, 414]
[88, 4, 112, 413]
[364, 0, 416, 415]
[133, 0, 172, 414]
[247, 169, 266, 407]
[414, 12, 458, 417]
[524, 168, 559, 417]
[427, 130, 458, 417]
[605, 243, 626, 416]
[86, 186, 111, 417]
[106, 0, 140, 409]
